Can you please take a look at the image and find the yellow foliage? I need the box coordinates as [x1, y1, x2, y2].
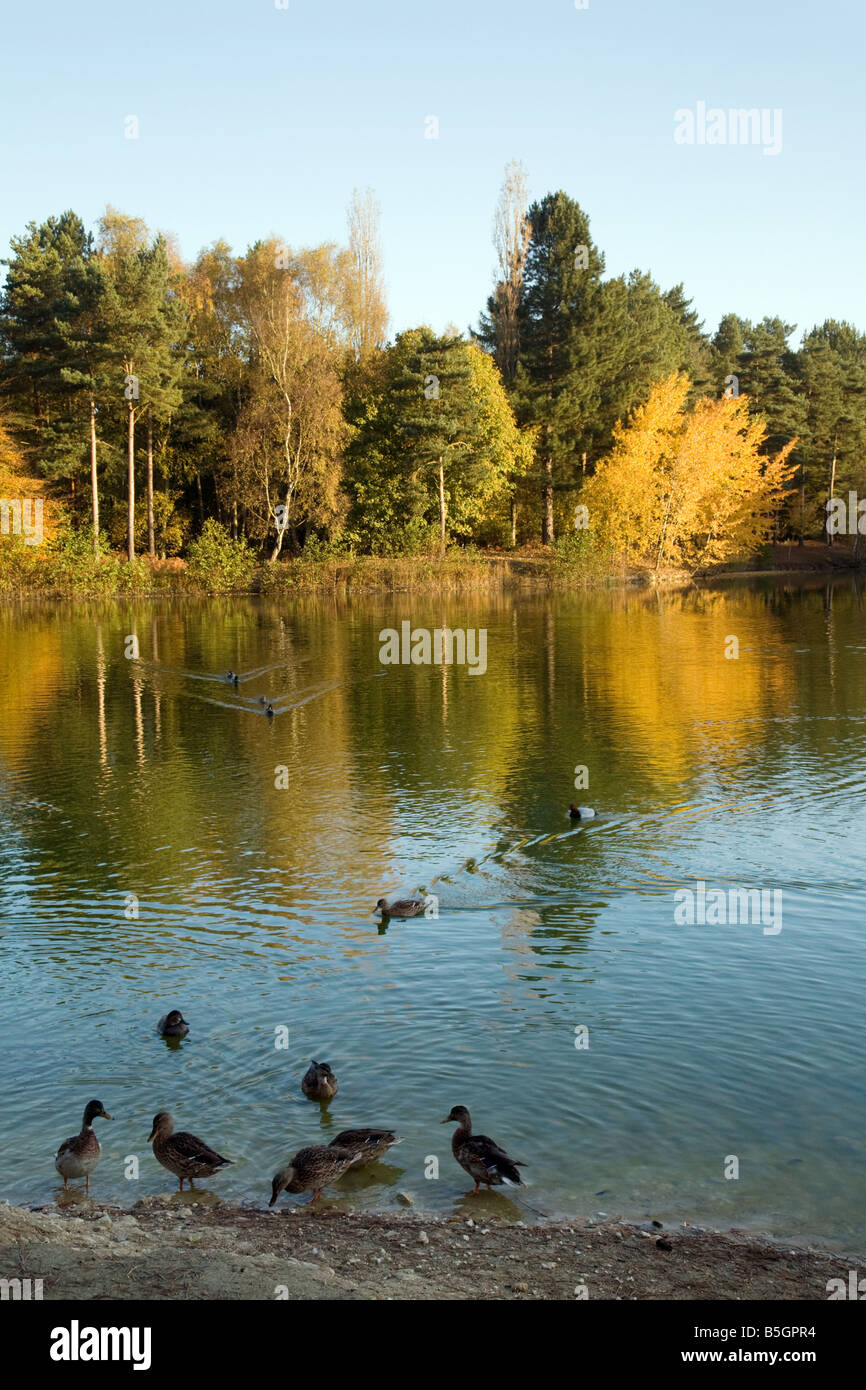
[584, 372, 797, 569]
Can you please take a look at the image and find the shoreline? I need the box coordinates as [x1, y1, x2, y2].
[2, 1200, 860, 1301]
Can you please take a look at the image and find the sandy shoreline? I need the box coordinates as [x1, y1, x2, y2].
[1, 1199, 859, 1301]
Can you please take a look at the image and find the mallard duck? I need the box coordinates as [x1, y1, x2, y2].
[441, 1105, 525, 1193]
[148, 1112, 232, 1190]
[55, 1099, 112, 1193]
[301, 1061, 338, 1100]
[225, 670, 239, 685]
[265, 703, 275, 718]
[329, 1128, 401, 1166]
[569, 804, 595, 819]
[374, 897, 426, 918]
[157, 1009, 189, 1038]
[269, 1145, 361, 1205]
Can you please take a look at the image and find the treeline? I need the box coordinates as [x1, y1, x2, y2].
[1, 167, 864, 567]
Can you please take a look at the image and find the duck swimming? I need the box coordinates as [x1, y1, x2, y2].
[225, 671, 240, 685]
[301, 1060, 338, 1100]
[441, 1105, 525, 1194]
[55, 1099, 112, 1194]
[569, 804, 595, 819]
[374, 897, 426, 919]
[157, 1009, 189, 1038]
[269, 1144, 361, 1205]
[148, 1111, 232, 1191]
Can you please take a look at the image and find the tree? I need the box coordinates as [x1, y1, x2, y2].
[477, 162, 532, 384]
[515, 191, 605, 544]
[345, 188, 388, 358]
[798, 321, 866, 543]
[583, 372, 796, 570]
[234, 239, 346, 558]
[97, 216, 186, 558]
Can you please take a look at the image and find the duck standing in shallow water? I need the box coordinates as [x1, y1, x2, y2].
[442, 1105, 525, 1194]
[55, 1099, 112, 1194]
[148, 1112, 232, 1191]
[374, 896, 426, 919]
[269, 1145, 361, 1205]
[157, 1009, 189, 1038]
[329, 1128, 402, 1166]
[569, 804, 595, 820]
[301, 1060, 338, 1100]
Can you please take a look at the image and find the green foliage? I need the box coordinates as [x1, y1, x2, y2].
[185, 519, 256, 592]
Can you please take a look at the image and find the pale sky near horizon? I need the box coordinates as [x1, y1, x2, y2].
[1, 0, 863, 346]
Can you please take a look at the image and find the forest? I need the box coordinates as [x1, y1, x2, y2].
[1, 163, 864, 587]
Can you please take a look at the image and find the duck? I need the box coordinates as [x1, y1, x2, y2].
[225, 671, 240, 685]
[157, 1009, 189, 1038]
[269, 1145, 361, 1205]
[329, 1128, 402, 1166]
[265, 703, 275, 718]
[569, 804, 596, 820]
[441, 1105, 525, 1194]
[55, 1099, 112, 1194]
[301, 1061, 338, 1100]
[374, 897, 426, 919]
[147, 1112, 232, 1191]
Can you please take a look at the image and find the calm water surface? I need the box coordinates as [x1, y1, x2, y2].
[0, 578, 864, 1245]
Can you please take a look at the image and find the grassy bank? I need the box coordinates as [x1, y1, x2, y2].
[0, 529, 861, 600]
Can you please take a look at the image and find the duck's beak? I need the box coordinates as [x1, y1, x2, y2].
[269, 1175, 288, 1207]
[440, 1116, 451, 1124]
[147, 1127, 156, 1142]
[101, 1111, 113, 1121]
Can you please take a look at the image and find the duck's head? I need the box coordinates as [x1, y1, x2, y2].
[375, 898, 389, 912]
[83, 1099, 112, 1126]
[148, 1111, 174, 1142]
[269, 1167, 294, 1206]
[441, 1104, 470, 1126]
[312, 1061, 335, 1080]
[265, 703, 275, 716]
[164, 1010, 187, 1028]
[569, 803, 580, 816]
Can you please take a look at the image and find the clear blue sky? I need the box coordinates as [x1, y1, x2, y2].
[1, 0, 863, 344]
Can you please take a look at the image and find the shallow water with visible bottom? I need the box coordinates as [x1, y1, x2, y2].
[0, 576, 864, 1245]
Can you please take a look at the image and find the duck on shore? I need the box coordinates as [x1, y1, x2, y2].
[329, 1128, 401, 1166]
[301, 1061, 338, 1100]
[148, 1111, 232, 1191]
[269, 1145, 361, 1205]
[55, 1099, 112, 1194]
[157, 1010, 189, 1038]
[442, 1104, 525, 1194]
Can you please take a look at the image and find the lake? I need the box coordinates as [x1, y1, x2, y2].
[0, 576, 864, 1246]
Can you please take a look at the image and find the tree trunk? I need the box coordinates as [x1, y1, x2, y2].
[510, 496, 517, 548]
[798, 460, 805, 545]
[438, 457, 446, 553]
[146, 404, 155, 558]
[826, 435, 837, 547]
[541, 448, 554, 545]
[196, 473, 204, 526]
[127, 402, 135, 560]
[90, 397, 99, 554]
[270, 491, 290, 561]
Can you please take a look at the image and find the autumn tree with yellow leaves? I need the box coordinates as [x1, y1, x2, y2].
[582, 372, 796, 571]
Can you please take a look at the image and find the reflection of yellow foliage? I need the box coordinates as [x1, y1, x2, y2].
[578, 587, 796, 782]
[584, 373, 797, 569]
